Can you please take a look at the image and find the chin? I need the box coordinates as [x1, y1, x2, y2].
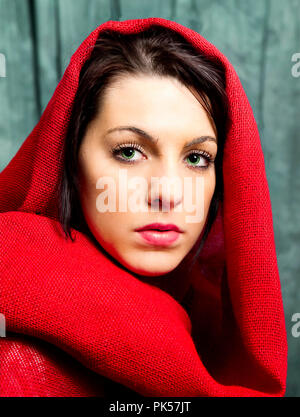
[125, 259, 179, 277]
[133, 269, 172, 277]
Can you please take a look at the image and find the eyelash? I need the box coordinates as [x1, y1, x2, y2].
[111, 141, 215, 170]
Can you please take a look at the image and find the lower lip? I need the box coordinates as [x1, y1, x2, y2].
[136, 230, 181, 246]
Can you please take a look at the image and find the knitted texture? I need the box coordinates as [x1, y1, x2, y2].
[0, 17, 287, 397]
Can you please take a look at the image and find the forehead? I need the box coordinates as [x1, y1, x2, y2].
[98, 74, 216, 138]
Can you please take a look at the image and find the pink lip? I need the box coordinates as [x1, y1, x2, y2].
[135, 223, 183, 233]
[135, 223, 183, 247]
[137, 230, 181, 246]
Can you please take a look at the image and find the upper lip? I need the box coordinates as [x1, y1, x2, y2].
[135, 223, 184, 233]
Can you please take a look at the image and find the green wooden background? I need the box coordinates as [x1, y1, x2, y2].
[0, 0, 299, 396]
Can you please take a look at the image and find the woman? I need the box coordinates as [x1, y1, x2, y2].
[0, 17, 287, 397]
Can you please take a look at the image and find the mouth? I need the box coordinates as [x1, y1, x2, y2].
[134, 223, 183, 247]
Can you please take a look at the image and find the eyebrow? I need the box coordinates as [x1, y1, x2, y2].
[106, 126, 217, 148]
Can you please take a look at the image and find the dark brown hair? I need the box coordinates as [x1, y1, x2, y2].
[57, 25, 229, 266]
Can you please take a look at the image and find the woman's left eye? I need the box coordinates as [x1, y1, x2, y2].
[185, 152, 212, 169]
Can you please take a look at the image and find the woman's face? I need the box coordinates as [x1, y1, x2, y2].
[78, 74, 217, 276]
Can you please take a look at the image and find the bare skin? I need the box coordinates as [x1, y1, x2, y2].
[78, 74, 217, 278]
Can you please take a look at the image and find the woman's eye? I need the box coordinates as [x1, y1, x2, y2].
[115, 147, 144, 162]
[185, 153, 210, 168]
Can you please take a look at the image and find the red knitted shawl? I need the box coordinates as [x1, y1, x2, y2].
[0, 17, 287, 397]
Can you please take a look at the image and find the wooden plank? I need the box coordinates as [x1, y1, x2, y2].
[57, 0, 111, 73]
[261, 0, 300, 397]
[33, 0, 59, 112]
[0, 0, 38, 171]
[120, 0, 175, 20]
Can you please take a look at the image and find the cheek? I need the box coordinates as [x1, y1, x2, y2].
[188, 171, 216, 212]
[78, 146, 111, 210]
[77, 161, 132, 242]
[204, 171, 216, 209]
[187, 171, 216, 230]
[78, 152, 103, 225]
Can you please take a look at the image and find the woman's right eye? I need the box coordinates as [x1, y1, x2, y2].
[112, 145, 145, 163]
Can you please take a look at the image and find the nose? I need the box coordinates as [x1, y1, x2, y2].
[146, 159, 183, 211]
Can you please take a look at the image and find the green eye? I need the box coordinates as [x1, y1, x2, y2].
[187, 154, 201, 165]
[185, 152, 213, 169]
[121, 148, 135, 159]
[112, 142, 145, 163]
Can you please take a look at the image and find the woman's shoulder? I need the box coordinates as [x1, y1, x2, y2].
[0, 333, 141, 398]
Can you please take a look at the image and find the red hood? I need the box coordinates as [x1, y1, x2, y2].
[0, 17, 287, 396]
